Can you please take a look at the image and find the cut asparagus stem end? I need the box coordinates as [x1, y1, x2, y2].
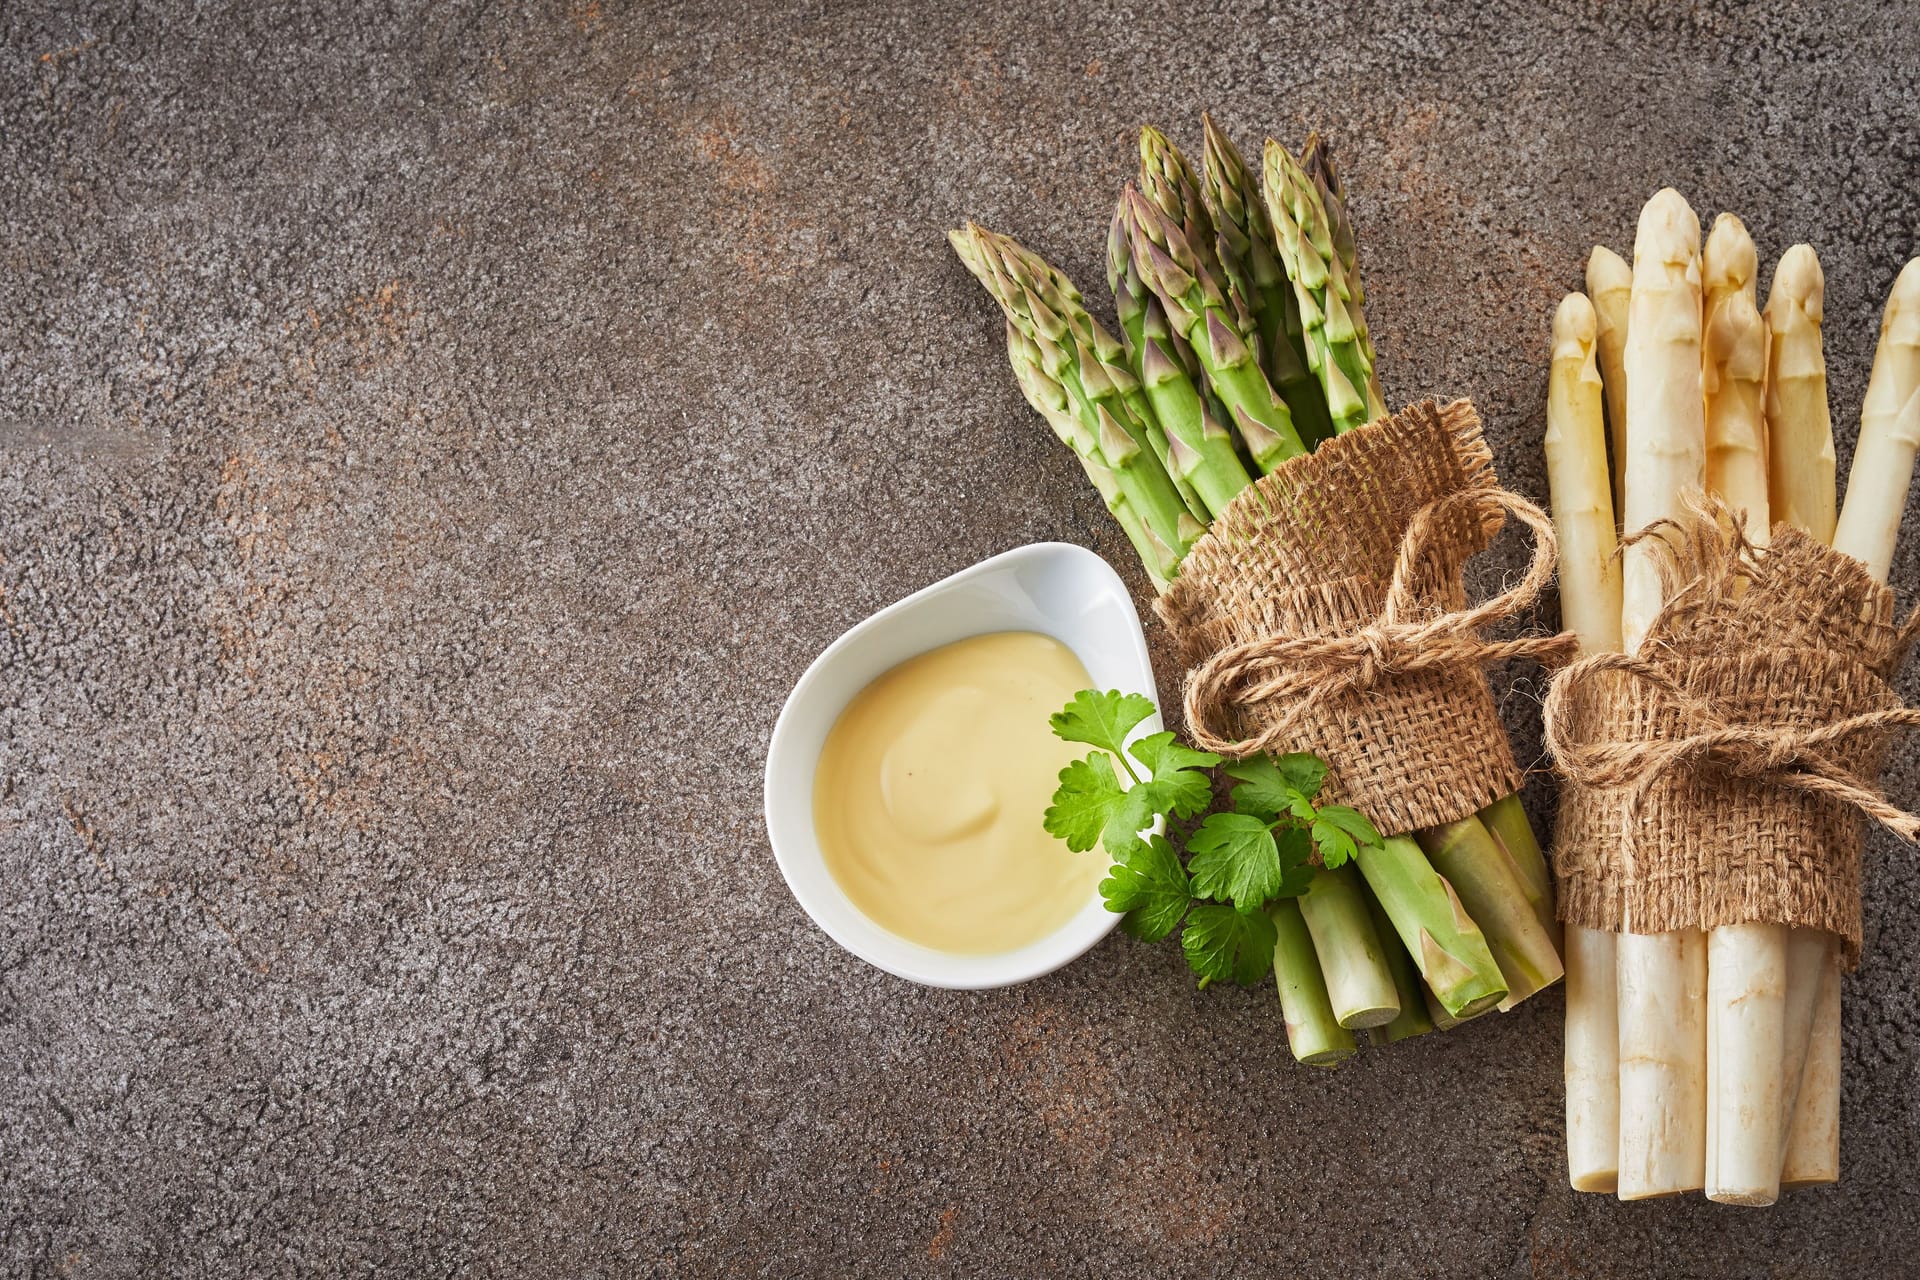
[1270, 897, 1359, 1066]
[1298, 864, 1401, 1029]
[1418, 816, 1564, 1010]
[1356, 835, 1508, 1019]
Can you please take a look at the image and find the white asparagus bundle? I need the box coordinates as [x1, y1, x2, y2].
[1700, 213, 1787, 1207]
[1558, 198, 1919, 1202]
[1588, 247, 1633, 523]
[1616, 188, 1709, 1201]
[1544, 291, 1624, 1193]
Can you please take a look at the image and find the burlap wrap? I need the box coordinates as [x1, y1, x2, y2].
[1545, 508, 1920, 968]
[1155, 398, 1573, 835]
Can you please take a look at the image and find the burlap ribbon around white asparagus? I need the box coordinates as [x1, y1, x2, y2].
[1544, 505, 1920, 966]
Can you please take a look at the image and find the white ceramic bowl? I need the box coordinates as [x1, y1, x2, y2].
[764, 542, 1161, 989]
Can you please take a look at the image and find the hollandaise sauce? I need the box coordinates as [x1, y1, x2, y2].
[813, 631, 1106, 954]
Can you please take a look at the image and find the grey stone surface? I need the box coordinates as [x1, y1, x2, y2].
[4, 0, 1920, 1274]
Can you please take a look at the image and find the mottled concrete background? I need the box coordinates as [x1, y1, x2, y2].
[5, 1, 1920, 1275]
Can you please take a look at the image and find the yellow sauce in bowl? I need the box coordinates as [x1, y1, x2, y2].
[812, 631, 1107, 954]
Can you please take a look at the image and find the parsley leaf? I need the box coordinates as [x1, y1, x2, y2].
[1310, 804, 1382, 870]
[1039, 689, 1381, 998]
[1181, 903, 1278, 987]
[1049, 689, 1157, 763]
[1274, 826, 1318, 897]
[1223, 753, 1326, 822]
[1273, 752, 1330, 800]
[1043, 754, 1127, 852]
[1099, 836, 1191, 941]
[1127, 730, 1220, 820]
[1185, 812, 1283, 908]
[1100, 782, 1161, 857]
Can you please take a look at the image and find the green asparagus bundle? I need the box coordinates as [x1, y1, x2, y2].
[953, 117, 1563, 1067]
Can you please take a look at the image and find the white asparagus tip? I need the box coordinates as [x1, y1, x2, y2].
[1703, 213, 1758, 300]
[1886, 258, 1920, 343]
[1706, 290, 1768, 383]
[1587, 244, 1631, 295]
[1771, 244, 1826, 323]
[1634, 188, 1702, 268]
[1554, 290, 1598, 355]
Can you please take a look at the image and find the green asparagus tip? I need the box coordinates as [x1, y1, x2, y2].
[1106, 200, 1133, 296]
[1139, 124, 1198, 202]
[1205, 310, 1253, 370]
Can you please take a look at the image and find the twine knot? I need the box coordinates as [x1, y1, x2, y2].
[1182, 487, 1577, 758]
[1545, 652, 1920, 855]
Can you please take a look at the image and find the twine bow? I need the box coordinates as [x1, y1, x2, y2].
[1545, 650, 1920, 868]
[1182, 487, 1577, 758]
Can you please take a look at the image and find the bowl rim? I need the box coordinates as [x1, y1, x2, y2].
[762, 541, 1155, 989]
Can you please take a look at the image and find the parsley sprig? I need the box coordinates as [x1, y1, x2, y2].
[1042, 690, 1384, 988]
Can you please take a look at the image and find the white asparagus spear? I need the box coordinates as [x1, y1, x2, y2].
[1832, 259, 1920, 578]
[1564, 928, 1621, 1193]
[1780, 953, 1841, 1186]
[1547, 294, 1624, 649]
[1783, 260, 1920, 1187]
[1588, 246, 1633, 522]
[1705, 924, 1786, 1204]
[1704, 213, 1759, 345]
[1765, 246, 1838, 543]
[1703, 215, 1771, 540]
[1704, 298, 1772, 533]
[1616, 188, 1709, 1201]
[1777, 926, 1833, 1186]
[1763, 246, 1839, 1183]
[1700, 213, 1787, 1207]
[1545, 292, 1625, 1193]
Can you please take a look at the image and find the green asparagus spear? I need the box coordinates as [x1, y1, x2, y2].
[1138, 125, 1227, 292]
[1300, 132, 1388, 422]
[1105, 197, 1258, 517]
[952, 224, 1201, 579]
[1417, 816, 1564, 1010]
[1200, 114, 1333, 446]
[1271, 897, 1359, 1066]
[1262, 140, 1378, 434]
[1122, 186, 1307, 472]
[965, 224, 1207, 520]
[1367, 891, 1435, 1044]
[1478, 793, 1559, 949]
[1004, 322, 1179, 588]
[1354, 836, 1508, 1018]
[1297, 863, 1401, 1029]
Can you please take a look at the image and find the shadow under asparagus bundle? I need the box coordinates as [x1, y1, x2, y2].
[951, 118, 1570, 1066]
